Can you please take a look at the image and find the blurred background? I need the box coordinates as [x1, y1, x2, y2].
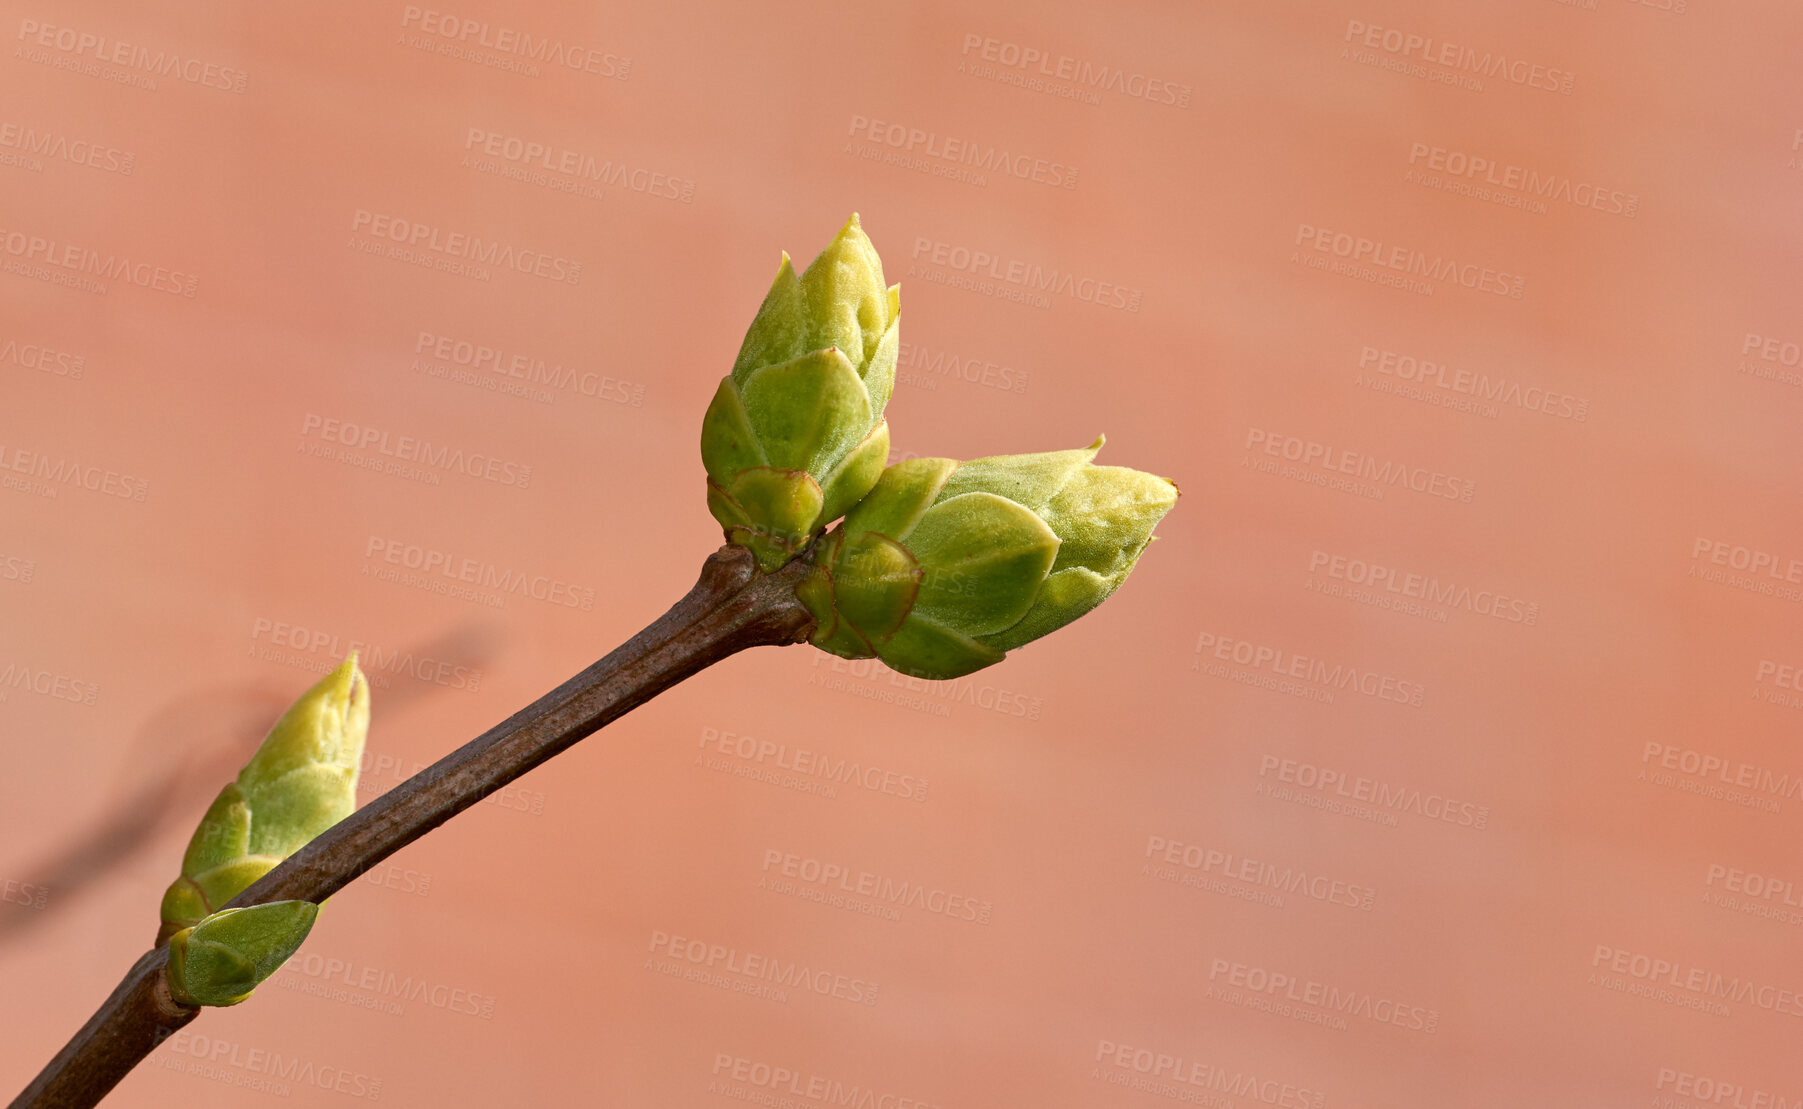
[3, 0, 1801, 1105]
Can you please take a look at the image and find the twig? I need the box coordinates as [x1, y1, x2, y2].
[10, 545, 815, 1109]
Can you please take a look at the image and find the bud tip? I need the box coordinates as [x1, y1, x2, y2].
[321, 653, 369, 724]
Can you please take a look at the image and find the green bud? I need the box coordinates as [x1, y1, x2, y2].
[702, 214, 899, 570]
[158, 655, 368, 945]
[798, 437, 1178, 679]
[165, 901, 318, 1007]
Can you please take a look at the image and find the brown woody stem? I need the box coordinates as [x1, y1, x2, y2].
[9, 545, 815, 1109]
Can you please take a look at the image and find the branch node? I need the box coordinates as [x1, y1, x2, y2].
[149, 973, 194, 1022]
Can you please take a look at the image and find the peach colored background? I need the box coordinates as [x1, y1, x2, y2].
[4, 0, 1802, 1105]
